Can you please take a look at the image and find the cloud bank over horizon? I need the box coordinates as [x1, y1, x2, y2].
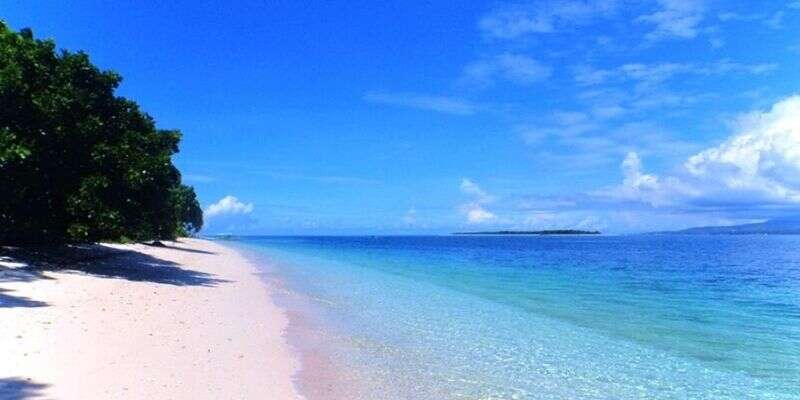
[600, 95, 800, 208]
[458, 95, 800, 233]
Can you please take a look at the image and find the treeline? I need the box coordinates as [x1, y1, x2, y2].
[0, 22, 202, 245]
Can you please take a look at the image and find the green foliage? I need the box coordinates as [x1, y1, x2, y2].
[171, 184, 204, 237]
[0, 22, 203, 244]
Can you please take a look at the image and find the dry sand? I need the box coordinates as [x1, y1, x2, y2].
[0, 238, 303, 399]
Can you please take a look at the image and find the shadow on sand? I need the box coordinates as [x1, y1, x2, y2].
[146, 242, 217, 255]
[0, 377, 48, 399]
[1, 242, 228, 294]
[0, 288, 48, 308]
[72, 249, 227, 286]
[0, 257, 53, 308]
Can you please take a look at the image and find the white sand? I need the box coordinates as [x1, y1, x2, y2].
[0, 238, 303, 399]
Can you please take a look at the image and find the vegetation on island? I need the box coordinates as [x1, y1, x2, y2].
[454, 230, 601, 235]
[0, 22, 202, 245]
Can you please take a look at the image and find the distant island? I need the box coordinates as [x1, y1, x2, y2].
[656, 217, 800, 235]
[453, 230, 601, 235]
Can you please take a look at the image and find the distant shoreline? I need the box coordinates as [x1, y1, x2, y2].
[453, 230, 601, 235]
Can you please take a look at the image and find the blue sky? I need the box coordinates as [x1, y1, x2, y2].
[4, 1, 800, 234]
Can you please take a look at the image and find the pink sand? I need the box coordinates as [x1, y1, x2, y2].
[0, 238, 303, 399]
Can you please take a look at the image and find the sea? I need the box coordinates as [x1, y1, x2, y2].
[226, 235, 800, 399]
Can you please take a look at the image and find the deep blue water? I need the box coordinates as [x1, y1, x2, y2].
[232, 235, 800, 399]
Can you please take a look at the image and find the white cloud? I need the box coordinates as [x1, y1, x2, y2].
[460, 178, 493, 202]
[621, 62, 694, 85]
[459, 178, 497, 224]
[512, 209, 606, 232]
[364, 92, 479, 115]
[718, 12, 762, 22]
[519, 112, 698, 171]
[205, 196, 254, 218]
[462, 203, 497, 223]
[203, 196, 257, 233]
[683, 95, 800, 202]
[612, 63, 749, 101]
[519, 110, 603, 146]
[598, 95, 800, 208]
[708, 60, 777, 75]
[479, 0, 619, 39]
[638, 0, 706, 40]
[529, 96, 800, 232]
[591, 105, 627, 119]
[599, 152, 693, 206]
[403, 208, 417, 225]
[764, 11, 785, 29]
[461, 98, 799, 231]
[622, 152, 658, 190]
[573, 65, 616, 86]
[462, 53, 552, 86]
[574, 61, 777, 89]
[718, 9, 789, 30]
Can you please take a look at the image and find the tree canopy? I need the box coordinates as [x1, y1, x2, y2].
[0, 22, 202, 245]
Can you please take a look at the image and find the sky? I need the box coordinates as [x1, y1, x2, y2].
[3, 0, 800, 234]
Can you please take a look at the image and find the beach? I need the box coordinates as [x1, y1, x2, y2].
[0, 238, 302, 399]
[3, 235, 799, 399]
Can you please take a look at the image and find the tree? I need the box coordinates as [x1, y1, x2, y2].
[172, 184, 204, 237]
[0, 22, 203, 244]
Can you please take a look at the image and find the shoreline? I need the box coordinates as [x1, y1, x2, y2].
[0, 238, 303, 399]
[231, 243, 364, 400]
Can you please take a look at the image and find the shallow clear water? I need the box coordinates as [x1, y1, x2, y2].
[232, 235, 800, 399]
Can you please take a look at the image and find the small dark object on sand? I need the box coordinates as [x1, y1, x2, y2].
[147, 241, 167, 247]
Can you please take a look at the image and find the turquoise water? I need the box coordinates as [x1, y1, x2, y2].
[233, 235, 800, 399]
